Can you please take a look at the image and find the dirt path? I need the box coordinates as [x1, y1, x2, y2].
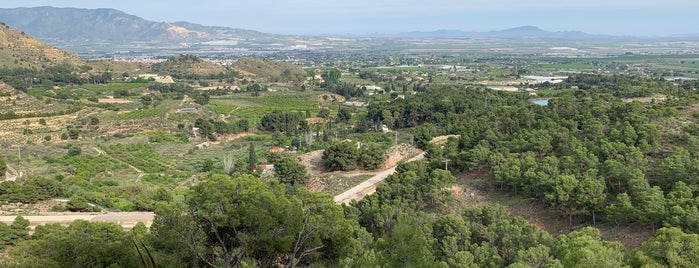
[93, 146, 145, 181]
[0, 212, 155, 229]
[333, 152, 425, 205]
[179, 94, 190, 106]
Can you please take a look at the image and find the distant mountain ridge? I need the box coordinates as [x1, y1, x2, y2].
[386, 26, 607, 39]
[0, 6, 270, 43]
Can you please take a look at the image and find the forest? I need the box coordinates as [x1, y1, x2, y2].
[2, 73, 699, 267]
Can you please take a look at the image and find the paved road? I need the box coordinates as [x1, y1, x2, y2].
[0, 151, 425, 228]
[334, 152, 425, 205]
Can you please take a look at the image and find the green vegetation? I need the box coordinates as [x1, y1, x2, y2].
[82, 82, 149, 92]
[3, 38, 699, 266]
[322, 141, 386, 171]
[7, 162, 699, 267]
[232, 57, 305, 82]
[102, 143, 173, 173]
[151, 54, 228, 79]
[138, 132, 188, 143]
[118, 108, 165, 119]
[210, 94, 319, 122]
[0, 156, 6, 176]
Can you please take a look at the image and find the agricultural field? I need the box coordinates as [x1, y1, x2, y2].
[209, 92, 322, 122]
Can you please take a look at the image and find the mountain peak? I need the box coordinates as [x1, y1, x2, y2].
[506, 25, 544, 32]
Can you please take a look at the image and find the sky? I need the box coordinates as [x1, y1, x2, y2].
[0, 0, 697, 36]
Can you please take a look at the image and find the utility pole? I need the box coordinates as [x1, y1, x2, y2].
[444, 159, 451, 171]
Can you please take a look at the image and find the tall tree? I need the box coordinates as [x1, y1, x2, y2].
[248, 143, 257, 170]
[273, 157, 309, 186]
[323, 142, 360, 171]
[322, 68, 341, 85]
[149, 174, 370, 267]
[555, 227, 626, 268]
[0, 156, 6, 177]
[636, 227, 699, 267]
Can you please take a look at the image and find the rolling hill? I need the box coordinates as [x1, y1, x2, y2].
[0, 22, 84, 69]
[232, 58, 306, 82]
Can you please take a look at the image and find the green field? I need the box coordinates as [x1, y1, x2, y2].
[209, 94, 319, 122]
[82, 83, 150, 92]
[102, 143, 174, 173]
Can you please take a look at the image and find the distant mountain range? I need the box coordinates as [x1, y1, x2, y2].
[0, 7, 622, 43]
[1, 6, 697, 57]
[382, 26, 608, 39]
[0, 6, 271, 44]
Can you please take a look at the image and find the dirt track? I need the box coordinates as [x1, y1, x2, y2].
[0, 139, 441, 228]
[0, 212, 155, 228]
[0, 152, 425, 228]
[333, 152, 425, 205]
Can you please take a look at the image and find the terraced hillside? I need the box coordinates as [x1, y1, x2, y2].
[0, 23, 83, 69]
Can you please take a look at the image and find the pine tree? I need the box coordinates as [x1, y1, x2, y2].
[0, 156, 6, 177]
[248, 143, 257, 170]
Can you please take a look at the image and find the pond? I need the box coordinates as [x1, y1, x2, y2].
[528, 98, 550, 106]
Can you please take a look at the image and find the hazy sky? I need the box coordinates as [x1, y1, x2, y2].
[0, 0, 697, 36]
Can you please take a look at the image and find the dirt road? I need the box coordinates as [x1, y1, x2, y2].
[0, 150, 427, 228]
[0, 212, 155, 228]
[333, 152, 425, 205]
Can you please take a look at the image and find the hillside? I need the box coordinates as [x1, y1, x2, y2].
[232, 57, 306, 82]
[150, 54, 226, 78]
[0, 7, 271, 44]
[0, 23, 83, 69]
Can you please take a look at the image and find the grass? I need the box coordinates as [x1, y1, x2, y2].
[82, 83, 150, 92]
[137, 131, 188, 143]
[167, 113, 196, 121]
[102, 143, 174, 173]
[48, 155, 128, 185]
[119, 108, 165, 120]
[209, 94, 319, 122]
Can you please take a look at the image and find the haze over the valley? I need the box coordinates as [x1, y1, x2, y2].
[0, 0, 697, 36]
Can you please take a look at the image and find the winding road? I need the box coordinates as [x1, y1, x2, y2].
[0, 151, 426, 228]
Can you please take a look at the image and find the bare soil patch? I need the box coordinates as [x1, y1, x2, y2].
[0, 199, 65, 215]
[621, 94, 667, 104]
[430, 134, 461, 144]
[98, 98, 132, 104]
[452, 169, 655, 248]
[316, 93, 345, 105]
[302, 143, 420, 193]
[218, 132, 256, 143]
[305, 117, 330, 124]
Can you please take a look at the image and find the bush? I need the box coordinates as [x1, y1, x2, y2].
[68, 129, 80, 140]
[67, 144, 82, 157]
[50, 205, 67, 212]
[66, 195, 91, 212]
[360, 144, 386, 170]
[323, 141, 360, 171]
